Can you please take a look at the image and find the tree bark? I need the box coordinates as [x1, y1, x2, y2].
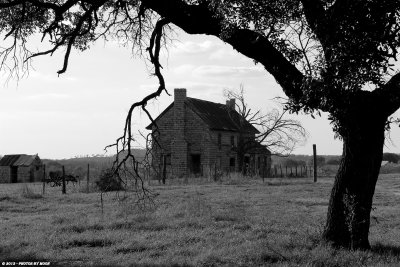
[322, 116, 386, 250]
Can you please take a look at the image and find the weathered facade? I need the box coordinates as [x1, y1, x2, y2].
[0, 154, 44, 183]
[146, 89, 271, 178]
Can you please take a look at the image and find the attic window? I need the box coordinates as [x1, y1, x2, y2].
[218, 133, 222, 150]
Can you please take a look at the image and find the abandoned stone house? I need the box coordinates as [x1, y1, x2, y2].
[146, 88, 271, 178]
[0, 154, 44, 183]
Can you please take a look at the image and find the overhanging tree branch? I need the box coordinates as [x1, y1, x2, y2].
[143, 0, 308, 104]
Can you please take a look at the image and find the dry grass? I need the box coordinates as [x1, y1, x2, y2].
[0, 174, 400, 266]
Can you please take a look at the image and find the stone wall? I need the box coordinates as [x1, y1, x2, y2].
[150, 88, 271, 179]
[185, 104, 211, 175]
[18, 166, 31, 182]
[171, 88, 187, 177]
[151, 105, 174, 178]
[0, 166, 10, 183]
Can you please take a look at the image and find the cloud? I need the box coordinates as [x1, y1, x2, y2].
[170, 40, 218, 55]
[139, 81, 229, 99]
[209, 48, 241, 60]
[172, 64, 196, 75]
[192, 65, 265, 78]
[26, 93, 71, 100]
[171, 64, 266, 78]
[30, 71, 77, 83]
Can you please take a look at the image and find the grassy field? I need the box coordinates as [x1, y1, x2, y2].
[1, 174, 400, 266]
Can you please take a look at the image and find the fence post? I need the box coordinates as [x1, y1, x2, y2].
[313, 144, 317, 182]
[42, 164, 46, 195]
[87, 164, 90, 193]
[162, 156, 166, 185]
[214, 162, 217, 182]
[262, 163, 265, 182]
[62, 166, 66, 194]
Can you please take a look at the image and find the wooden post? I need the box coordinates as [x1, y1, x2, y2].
[313, 144, 317, 182]
[162, 156, 166, 185]
[86, 164, 90, 193]
[42, 164, 46, 195]
[62, 166, 66, 194]
[262, 162, 265, 182]
[214, 162, 217, 182]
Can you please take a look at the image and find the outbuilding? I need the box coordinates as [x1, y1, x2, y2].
[0, 154, 44, 183]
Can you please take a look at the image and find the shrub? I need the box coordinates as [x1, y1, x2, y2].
[326, 158, 340, 165]
[283, 159, 300, 167]
[382, 153, 400, 164]
[308, 156, 326, 166]
[95, 168, 124, 192]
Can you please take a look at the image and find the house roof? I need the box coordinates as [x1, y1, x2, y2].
[146, 97, 259, 133]
[0, 154, 40, 166]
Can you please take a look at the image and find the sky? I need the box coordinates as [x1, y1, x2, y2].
[1, 29, 400, 159]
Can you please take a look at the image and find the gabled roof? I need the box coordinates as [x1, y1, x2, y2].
[0, 154, 40, 166]
[186, 98, 258, 133]
[146, 97, 259, 133]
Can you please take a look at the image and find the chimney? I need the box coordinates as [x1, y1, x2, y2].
[172, 88, 187, 177]
[174, 88, 186, 135]
[226, 99, 235, 110]
[174, 88, 187, 105]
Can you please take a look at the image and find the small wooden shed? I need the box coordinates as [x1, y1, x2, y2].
[0, 154, 44, 183]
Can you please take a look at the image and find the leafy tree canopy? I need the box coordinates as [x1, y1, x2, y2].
[1, 1, 399, 130]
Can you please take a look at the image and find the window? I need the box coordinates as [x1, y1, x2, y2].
[165, 154, 171, 165]
[218, 133, 222, 150]
[230, 157, 235, 167]
[231, 136, 235, 147]
[162, 154, 171, 165]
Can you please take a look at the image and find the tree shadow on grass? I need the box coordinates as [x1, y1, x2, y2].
[371, 243, 400, 257]
[0, 245, 45, 262]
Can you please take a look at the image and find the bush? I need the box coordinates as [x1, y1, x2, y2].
[95, 168, 124, 192]
[382, 153, 400, 164]
[283, 159, 301, 167]
[326, 158, 340, 165]
[308, 156, 326, 166]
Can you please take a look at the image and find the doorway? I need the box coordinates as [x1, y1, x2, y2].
[11, 166, 18, 183]
[190, 154, 201, 175]
[244, 156, 250, 175]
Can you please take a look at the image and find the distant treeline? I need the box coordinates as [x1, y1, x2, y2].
[42, 149, 147, 179]
[272, 152, 400, 167]
[271, 154, 341, 167]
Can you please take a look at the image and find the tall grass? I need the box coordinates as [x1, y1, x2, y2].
[20, 184, 42, 199]
[1, 175, 400, 266]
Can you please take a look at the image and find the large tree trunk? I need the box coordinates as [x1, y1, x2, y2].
[322, 116, 386, 250]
